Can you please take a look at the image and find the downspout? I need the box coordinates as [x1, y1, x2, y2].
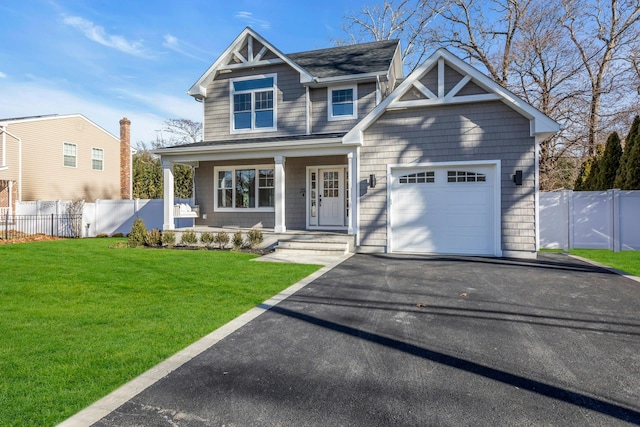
[1, 126, 5, 167]
[305, 86, 311, 135]
[0, 126, 22, 201]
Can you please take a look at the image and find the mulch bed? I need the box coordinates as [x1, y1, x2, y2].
[0, 234, 65, 244]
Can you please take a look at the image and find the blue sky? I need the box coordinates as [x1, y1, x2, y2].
[0, 0, 373, 145]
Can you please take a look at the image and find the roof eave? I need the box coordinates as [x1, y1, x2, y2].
[304, 71, 389, 87]
[154, 136, 347, 156]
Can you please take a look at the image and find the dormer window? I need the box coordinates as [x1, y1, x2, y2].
[328, 86, 357, 121]
[231, 74, 277, 132]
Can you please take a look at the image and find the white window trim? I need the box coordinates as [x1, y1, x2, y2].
[328, 85, 357, 121]
[213, 164, 276, 212]
[91, 147, 104, 171]
[229, 73, 278, 134]
[63, 142, 77, 168]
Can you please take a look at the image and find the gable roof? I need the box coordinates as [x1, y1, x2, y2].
[343, 48, 560, 144]
[188, 28, 401, 98]
[0, 113, 119, 142]
[188, 27, 314, 99]
[287, 39, 400, 80]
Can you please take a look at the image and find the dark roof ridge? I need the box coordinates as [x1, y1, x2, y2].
[286, 39, 400, 57]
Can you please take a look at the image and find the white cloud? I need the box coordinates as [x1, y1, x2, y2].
[162, 34, 209, 62]
[0, 72, 7, 78]
[62, 15, 152, 58]
[234, 11, 271, 29]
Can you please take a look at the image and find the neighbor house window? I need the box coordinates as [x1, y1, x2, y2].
[92, 148, 104, 171]
[63, 142, 77, 168]
[328, 86, 357, 121]
[231, 75, 276, 132]
[215, 165, 275, 210]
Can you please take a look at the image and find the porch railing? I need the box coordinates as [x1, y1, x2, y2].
[1, 212, 84, 240]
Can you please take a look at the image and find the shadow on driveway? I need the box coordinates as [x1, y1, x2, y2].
[94, 253, 640, 426]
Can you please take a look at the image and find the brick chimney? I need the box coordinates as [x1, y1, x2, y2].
[119, 117, 132, 199]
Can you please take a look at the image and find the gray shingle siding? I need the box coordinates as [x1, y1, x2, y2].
[195, 158, 276, 228]
[203, 64, 306, 141]
[358, 100, 536, 253]
[311, 82, 377, 134]
[194, 155, 347, 230]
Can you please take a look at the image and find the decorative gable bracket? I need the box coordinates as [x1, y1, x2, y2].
[222, 34, 284, 71]
[343, 49, 560, 145]
[188, 27, 314, 99]
[388, 57, 500, 111]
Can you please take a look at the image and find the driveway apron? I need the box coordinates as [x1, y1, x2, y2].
[92, 253, 640, 426]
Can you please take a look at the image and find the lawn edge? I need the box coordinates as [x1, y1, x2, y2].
[567, 253, 640, 284]
[57, 253, 354, 427]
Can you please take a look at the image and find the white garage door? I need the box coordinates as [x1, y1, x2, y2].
[389, 164, 498, 255]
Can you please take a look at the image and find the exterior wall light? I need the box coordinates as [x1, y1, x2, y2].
[369, 174, 377, 188]
[513, 170, 523, 186]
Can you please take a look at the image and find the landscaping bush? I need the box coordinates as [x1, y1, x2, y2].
[65, 199, 85, 238]
[161, 231, 175, 247]
[232, 230, 244, 251]
[96, 233, 109, 238]
[180, 229, 198, 246]
[213, 231, 230, 249]
[145, 229, 162, 247]
[111, 233, 124, 238]
[247, 228, 264, 249]
[200, 232, 215, 247]
[128, 218, 147, 248]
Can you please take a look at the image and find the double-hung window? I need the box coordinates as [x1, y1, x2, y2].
[63, 142, 77, 168]
[328, 86, 357, 121]
[215, 165, 275, 211]
[92, 148, 104, 171]
[231, 75, 276, 132]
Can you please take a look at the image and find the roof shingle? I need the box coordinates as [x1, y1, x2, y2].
[287, 39, 399, 78]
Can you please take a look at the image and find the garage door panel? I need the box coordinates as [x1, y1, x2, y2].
[390, 164, 497, 255]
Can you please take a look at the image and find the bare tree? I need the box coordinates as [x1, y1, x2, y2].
[338, 0, 445, 71]
[561, 0, 640, 155]
[133, 118, 202, 199]
[421, 0, 532, 86]
[146, 118, 203, 149]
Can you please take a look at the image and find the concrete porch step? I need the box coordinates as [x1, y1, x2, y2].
[275, 234, 354, 256]
[276, 240, 349, 256]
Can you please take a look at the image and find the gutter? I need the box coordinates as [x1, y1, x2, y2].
[153, 135, 353, 156]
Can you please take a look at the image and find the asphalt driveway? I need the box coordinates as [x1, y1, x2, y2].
[92, 253, 640, 426]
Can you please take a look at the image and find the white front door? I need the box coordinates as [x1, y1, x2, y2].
[319, 168, 344, 226]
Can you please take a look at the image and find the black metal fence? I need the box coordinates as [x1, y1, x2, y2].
[1, 213, 84, 240]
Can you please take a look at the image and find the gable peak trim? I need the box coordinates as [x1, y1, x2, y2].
[188, 27, 313, 99]
[343, 48, 560, 144]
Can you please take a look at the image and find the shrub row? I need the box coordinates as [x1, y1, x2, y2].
[125, 218, 264, 250]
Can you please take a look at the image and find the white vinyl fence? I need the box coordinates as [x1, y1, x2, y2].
[15, 199, 194, 237]
[540, 190, 640, 251]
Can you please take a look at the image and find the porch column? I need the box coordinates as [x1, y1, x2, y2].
[274, 155, 286, 233]
[162, 159, 175, 230]
[347, 151, 357, 235]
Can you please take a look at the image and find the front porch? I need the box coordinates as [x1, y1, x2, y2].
[159, 142, 361, 242]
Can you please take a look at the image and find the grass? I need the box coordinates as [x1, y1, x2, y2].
[541, 248, 640, 277]
[567, 249, 640, 277]
[0, 238, 321, 426]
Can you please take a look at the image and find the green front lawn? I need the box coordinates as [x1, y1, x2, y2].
[0, 239, 321, 426]
[568, 249, 640, 277]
